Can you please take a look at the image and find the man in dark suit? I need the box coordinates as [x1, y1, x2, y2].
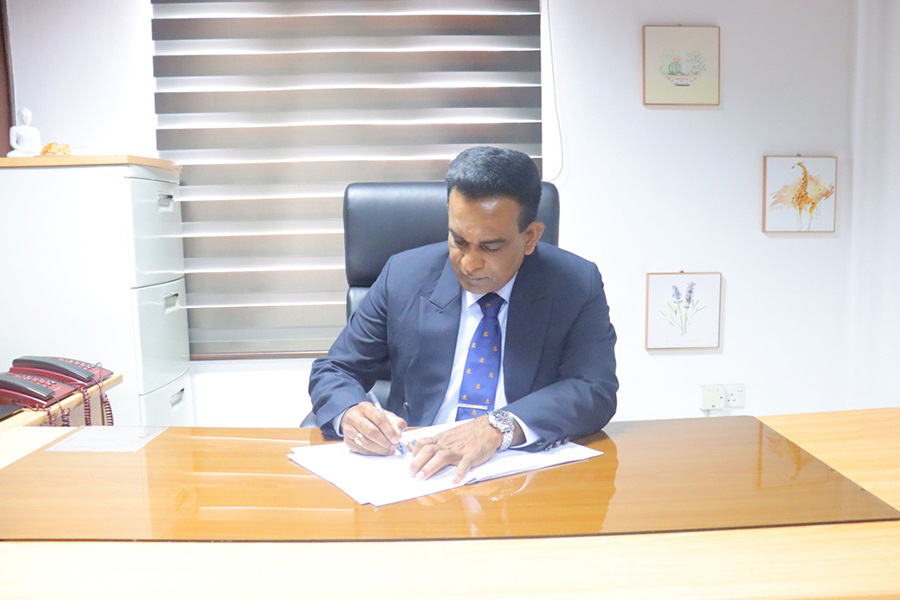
[309, 147, 618, 482]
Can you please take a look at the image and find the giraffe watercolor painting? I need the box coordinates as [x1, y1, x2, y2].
[763, 156, 837, 232]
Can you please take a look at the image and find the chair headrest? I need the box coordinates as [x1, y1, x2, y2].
[344, 181, 559, 287]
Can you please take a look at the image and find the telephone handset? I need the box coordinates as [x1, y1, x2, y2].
[10, 356, 111, 385]
[0, 373, 77, 409]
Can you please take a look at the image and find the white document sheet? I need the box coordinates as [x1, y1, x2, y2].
[288, 422, 602, 506]
[47, 426, 166, 453]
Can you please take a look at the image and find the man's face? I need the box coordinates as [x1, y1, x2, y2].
[447, 189, 544, 294]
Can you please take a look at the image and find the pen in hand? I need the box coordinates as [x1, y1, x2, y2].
[371, 397, 409, 456]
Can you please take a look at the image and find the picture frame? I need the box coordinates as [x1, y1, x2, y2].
[643, 25, 720, 106]
[763, 155, 837, 232]
[645, 272, 722, 350]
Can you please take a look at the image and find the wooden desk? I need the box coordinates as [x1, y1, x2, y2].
[0, 408, 898, 598]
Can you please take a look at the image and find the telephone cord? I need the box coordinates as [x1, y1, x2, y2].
[60, 358, 115, 426]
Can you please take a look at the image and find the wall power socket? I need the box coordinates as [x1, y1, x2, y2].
[700, 385, 725, 410]
[701, 384, 746, 411]
[723, 384, 746, 408]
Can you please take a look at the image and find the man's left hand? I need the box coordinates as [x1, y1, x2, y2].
[409, 416, 520, 483]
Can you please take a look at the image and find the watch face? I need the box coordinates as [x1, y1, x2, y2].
[490, 410, 510, 429]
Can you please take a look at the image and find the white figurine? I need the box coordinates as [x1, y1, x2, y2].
[8, 107, 42, 157]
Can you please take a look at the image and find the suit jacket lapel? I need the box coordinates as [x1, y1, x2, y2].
[409, 258, 461, 425]
[504, 252, 551, 402]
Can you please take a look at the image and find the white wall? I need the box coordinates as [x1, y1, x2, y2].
[540, 0, 895, 421]
[6, 0, 898, 426]
[847, 0, 900, 407]
[6, 0, 157, 155]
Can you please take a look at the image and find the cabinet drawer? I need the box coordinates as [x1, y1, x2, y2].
[129, 178, 184, 288]
[133, 278, 190, 394]
[140, 372, 194, 426]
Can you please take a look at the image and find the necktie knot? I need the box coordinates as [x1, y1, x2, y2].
[478, 293, 504, 319]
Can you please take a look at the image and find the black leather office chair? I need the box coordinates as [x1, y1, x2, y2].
[301, 181, 560, 427]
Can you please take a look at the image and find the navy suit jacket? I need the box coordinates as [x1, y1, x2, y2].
[308, 241, 618, 451]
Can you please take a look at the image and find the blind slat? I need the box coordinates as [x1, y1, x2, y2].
[154, 50, 540, 78]
[182, 198, 341, 222]
[186, 291, 346, 308]
[177, 184, 348, 201]
[179, 156, 541, 184]
[183, 234, 345, 260]
[159, 123, 543, 154]
[153, 14, 539, 39]
[155, 71, 540, 93]
[154, 36, 539, 56]
[158, 107, 541, 130]
[184, 256, 345, 274]
[182, 219, 343, 237]
[187, 270, 348, 294]
[152, 0, 539, 18]
[156, 87, 541, 113]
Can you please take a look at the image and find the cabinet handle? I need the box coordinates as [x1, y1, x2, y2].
[157, 193, 175, 211]
[169, 389, 185, 408]
[163, 292, 180, 312]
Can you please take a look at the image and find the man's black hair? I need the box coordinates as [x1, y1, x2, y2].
[445, 146, 542, 231]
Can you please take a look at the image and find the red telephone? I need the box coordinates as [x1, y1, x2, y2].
[0, 356, 114, 425]
[0, 373, 77, 409]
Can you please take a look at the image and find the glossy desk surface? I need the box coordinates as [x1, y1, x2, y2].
[0, 414, 896, 541]
[1, 408, 898, 599]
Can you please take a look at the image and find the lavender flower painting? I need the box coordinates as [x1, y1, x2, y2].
[646, 272, 722, 349]
[663, 282, 706, 335]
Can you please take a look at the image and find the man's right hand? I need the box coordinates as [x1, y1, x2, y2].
[340, 402, 407, 456]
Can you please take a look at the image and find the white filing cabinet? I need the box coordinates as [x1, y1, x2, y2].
[0, 156, 193, 425]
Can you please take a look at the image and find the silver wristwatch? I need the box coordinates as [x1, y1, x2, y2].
[487, 409, 515, 451]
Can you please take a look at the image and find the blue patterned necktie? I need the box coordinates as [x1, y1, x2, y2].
[456, 292, 504, 421]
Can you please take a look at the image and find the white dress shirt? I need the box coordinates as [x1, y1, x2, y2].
[336, 273, 537, 447]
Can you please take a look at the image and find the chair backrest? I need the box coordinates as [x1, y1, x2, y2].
[343, 181, 560, 318]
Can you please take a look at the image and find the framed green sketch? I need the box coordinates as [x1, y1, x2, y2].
[646, 272, 722, 350]
[643, 25, 720, 106]
[763, 156, 837, 232]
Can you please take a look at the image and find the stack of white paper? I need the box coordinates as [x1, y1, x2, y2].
[288, 422, 602, 506]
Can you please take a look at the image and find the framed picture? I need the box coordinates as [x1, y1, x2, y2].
[763, 156, 837, 232]
[646, 272, 722, 350]
[643, 25, 720, 106]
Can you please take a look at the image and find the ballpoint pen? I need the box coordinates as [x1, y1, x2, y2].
[371, 397, 410, 456]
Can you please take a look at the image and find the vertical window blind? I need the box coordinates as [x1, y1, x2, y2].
[151, 0, 542, 358]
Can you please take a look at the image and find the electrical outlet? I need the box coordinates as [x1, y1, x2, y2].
[700, 385, 726, 411]
[723, 384, 746, 408]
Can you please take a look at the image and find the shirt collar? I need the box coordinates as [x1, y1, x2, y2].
[462, 273, 518, 310]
